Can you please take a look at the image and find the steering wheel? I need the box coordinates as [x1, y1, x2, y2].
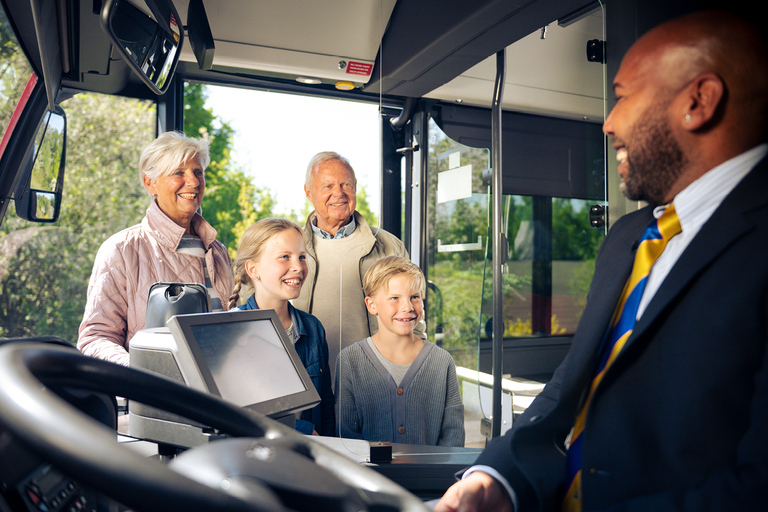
[0, 341, 429, 512]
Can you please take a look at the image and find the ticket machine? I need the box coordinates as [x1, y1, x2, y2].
[129, 309, 320, 448]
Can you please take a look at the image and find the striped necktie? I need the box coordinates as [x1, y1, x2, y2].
[563, 205, 682, 512]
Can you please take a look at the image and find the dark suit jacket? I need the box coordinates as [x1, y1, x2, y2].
[476, 155, 768, 511]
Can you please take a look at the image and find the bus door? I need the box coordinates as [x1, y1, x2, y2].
[410, 5, 609, 446]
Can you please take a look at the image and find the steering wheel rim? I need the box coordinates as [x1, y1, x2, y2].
[0, 342, 428, 512]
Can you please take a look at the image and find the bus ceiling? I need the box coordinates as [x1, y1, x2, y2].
[10, 0, 603, 108]
[363, 0, 600, 97]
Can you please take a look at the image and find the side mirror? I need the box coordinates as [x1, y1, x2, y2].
[100, 0, 184, 95]
[14, 106, 66, 223]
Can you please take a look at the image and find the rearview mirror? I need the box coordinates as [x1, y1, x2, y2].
[14, 107, 66, 223]
[100, 0, 184, 95]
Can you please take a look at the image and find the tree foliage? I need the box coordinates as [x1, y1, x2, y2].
[355, 186, 378, 227]
[1, 7, 34, 131]
[1, 93, 155, 340]
[183, 83, 275, 254]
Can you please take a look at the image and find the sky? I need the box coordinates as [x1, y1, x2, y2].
[204, 85, 383, 218]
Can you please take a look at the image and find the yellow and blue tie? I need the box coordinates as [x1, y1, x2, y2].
[563, 205, 682, 512]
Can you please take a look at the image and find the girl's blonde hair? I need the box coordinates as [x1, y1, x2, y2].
[229, 218, 303, 309]
[362, 256, 426, 299]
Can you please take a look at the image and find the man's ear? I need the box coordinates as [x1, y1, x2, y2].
[682, 73, 724, 130]
[364, 296, 377, 315]
[304, 184, 311, 200]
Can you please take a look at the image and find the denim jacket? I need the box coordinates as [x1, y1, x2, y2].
[236, 295, 335, 436]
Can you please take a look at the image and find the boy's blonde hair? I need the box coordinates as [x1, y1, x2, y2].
[229, 218, 303, 309]
[363, 256, 426, 298]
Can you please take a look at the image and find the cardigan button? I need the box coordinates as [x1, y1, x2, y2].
[398, 427, 405, 434]
[397, 388, 404, 395]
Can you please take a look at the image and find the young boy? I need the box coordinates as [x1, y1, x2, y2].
[335, 256, 465, 446]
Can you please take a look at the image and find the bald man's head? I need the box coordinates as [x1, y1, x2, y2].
[604, 11, 768, 204]
[629, 11, 768, 140]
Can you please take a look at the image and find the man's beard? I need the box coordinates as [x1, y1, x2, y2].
[617, 105, 687, 205]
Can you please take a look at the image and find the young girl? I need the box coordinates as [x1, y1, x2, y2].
[230, 218, 335, 436]
[335, 256, 464, 446]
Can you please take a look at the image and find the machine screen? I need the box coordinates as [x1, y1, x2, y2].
[167, 309, 319, 418]
[191, 319, 306, 406]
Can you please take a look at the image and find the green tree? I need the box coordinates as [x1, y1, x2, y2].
[230, 184, 277, 257]
[0, 83, 289, 340]
[183, 83, 275, 255]
[355, 186, 378, 227]
[1, 93, 155, 340]
[552, 198, 602, 260]
[1, 8, 34, 130]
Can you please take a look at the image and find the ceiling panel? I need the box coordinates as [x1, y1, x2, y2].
[425, 8, 606, 120]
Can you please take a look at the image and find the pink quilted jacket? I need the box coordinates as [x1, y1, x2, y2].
[77, 201, 234, 365]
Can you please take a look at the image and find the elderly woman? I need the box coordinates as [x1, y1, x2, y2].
[77, 131, 234, 365]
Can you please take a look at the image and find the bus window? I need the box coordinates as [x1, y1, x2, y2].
[192, 83, 383, 235]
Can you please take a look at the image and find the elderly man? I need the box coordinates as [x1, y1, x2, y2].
[436, 10, 768, 512]
[295, 151, 425, 377]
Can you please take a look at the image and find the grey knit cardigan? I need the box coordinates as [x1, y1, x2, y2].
[335, 339, 465, 447]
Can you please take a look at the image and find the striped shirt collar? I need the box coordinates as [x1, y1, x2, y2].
[658, 144, 768, 233]
[310, 214, 357, 239]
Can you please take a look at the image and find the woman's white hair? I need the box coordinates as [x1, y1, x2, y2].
[139, 131, 211, 185]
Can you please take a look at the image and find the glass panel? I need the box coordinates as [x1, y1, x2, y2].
[425, 126, 491, 448]
[424, 6, 607, 446]
[426, 127, 490, 368]
[196, 84, 391, 445]
[499, 196, 605, 339]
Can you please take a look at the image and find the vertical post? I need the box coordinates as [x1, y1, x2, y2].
[491, 49, 506, 438]
[403, 117, 414, 256]
[380, 112, 403, 237]
[532, 197, 553, 335]
[157, 76, 184, 134]
[410, 108, 429, 274]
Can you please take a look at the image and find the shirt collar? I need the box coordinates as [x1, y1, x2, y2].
[310, 214, 356, 239]
[657, 144, 768, 232]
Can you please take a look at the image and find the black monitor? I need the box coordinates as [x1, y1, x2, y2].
[165, 309, 320, 418]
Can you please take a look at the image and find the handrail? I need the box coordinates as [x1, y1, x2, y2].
[390, 96, 417, 129]
[490, 48, 506, 438]
[456, 367, 544, 395]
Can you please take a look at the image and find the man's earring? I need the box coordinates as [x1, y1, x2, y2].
[684, 114, 692, 123]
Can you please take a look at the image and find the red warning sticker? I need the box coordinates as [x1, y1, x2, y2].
[346, 61, 373, 76]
